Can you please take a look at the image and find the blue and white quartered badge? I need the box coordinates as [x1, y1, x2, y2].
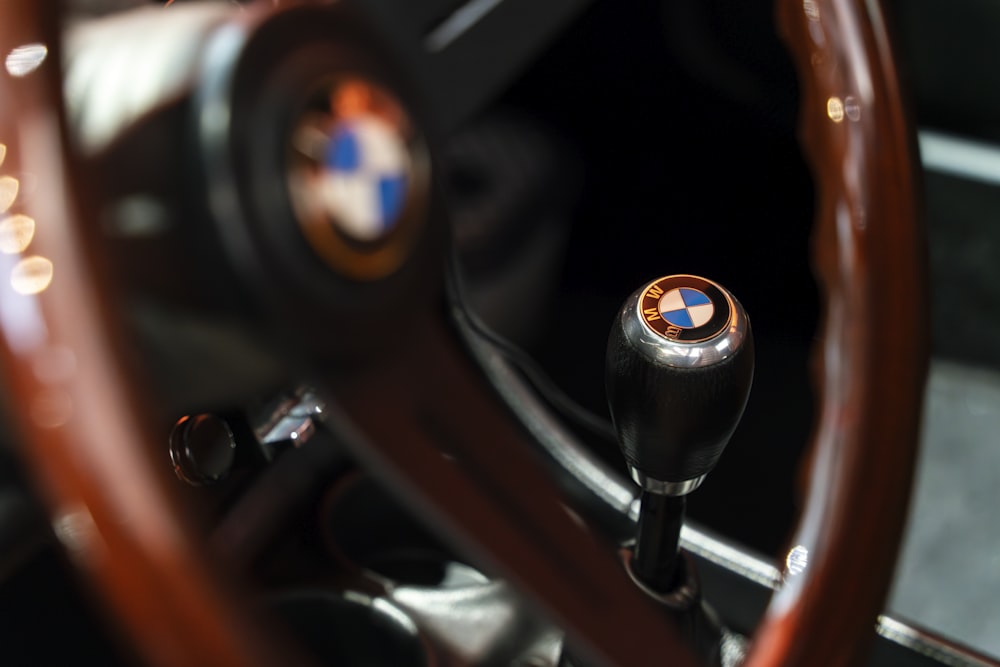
[317, 115, 409, 242]
[658, 287, 715, 329]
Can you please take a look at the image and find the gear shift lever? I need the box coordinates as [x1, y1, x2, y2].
[606, 274, 753, 591]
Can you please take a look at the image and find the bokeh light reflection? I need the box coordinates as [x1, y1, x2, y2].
[5, 43, 48, 77]
[827, 96, 845, 123]
[10, 255, 54, 295]
[0, 175, 19, 213]
[0, 214, 36, 254]
[844, 96, 862, 122]
[785, 544, 809, 577]
[803, 0, 820, 21]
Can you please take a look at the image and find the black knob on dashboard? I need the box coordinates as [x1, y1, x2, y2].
[606, 275, 754, 495]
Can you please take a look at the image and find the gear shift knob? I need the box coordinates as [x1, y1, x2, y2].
[606, 275, 754, 496]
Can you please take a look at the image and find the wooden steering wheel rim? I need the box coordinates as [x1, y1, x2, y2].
[0, 1, 926, 666]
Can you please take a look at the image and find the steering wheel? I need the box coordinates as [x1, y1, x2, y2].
[0, 0, 926, 665]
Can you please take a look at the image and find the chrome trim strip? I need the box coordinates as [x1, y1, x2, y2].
[679, 524, 782, 590]
[877, 616, 999, 667]
[919, 130, 1000, 187]
[679, 523, 1000, 666]
[425, 0, 504, 52]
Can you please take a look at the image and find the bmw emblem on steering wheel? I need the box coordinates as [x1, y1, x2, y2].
[287, 77, 428, 280]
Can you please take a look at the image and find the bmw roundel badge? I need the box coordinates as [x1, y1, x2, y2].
[287, 77, 428, 281]
[638, 275, 732, 343]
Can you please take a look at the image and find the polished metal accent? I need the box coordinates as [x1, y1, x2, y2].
[630, 468, 706, 496]
[877, 616, 998, 667]
[168, 413, 236, 486]
[679, 523, 783, 590]
[425, 0, 503, 51]
[253, 387, 326, 461]
[287, 391, 325, 419]
[261, 416, 315, 447]
[620, 275, 749, 369]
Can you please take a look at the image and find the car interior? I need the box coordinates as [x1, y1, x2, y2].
[0, 0, 998, 665]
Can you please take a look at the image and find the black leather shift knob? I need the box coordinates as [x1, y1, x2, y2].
[606, 275, 753, 495]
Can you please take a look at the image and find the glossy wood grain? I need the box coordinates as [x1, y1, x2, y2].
[746, 1, 927, 665]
